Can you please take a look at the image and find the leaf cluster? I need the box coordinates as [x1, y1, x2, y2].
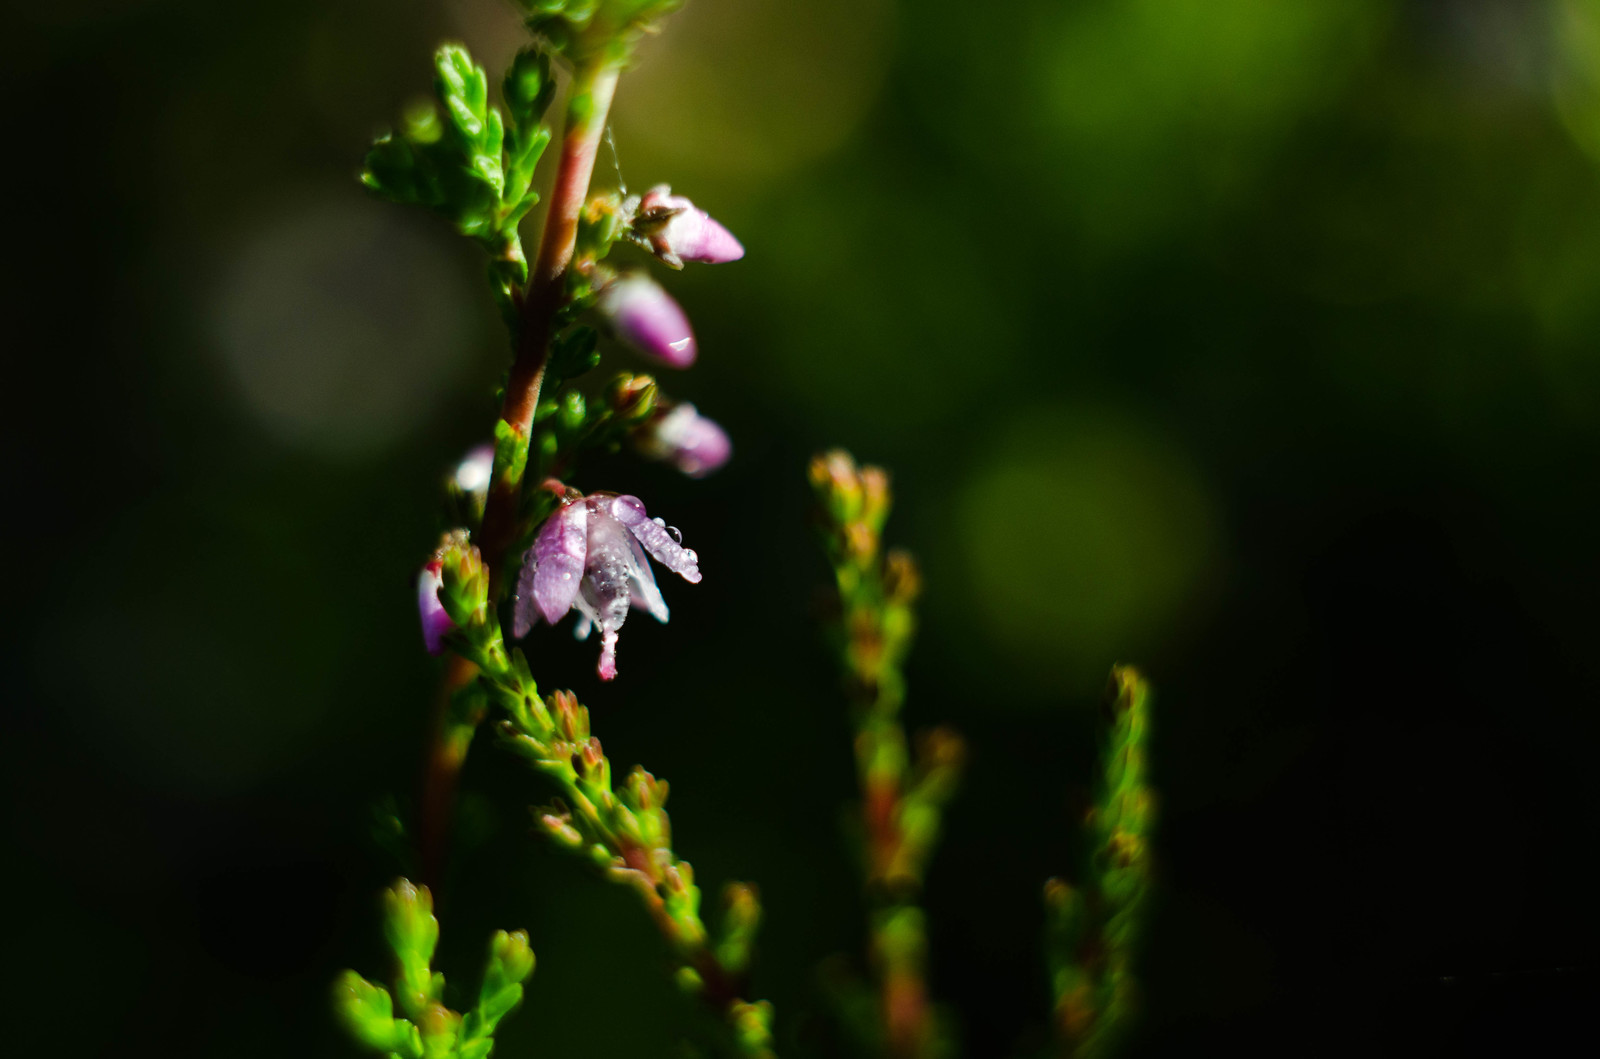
[517, 0, 688, 63]
[362, 44, 555, 307]
[428, 535, 776, 1057]
[334, 880, 535, 1059]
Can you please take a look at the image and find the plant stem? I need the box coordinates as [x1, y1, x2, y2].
[421, 59, 621, 894]
[419, 654, 481, 892]
[478, 59, 621, 598]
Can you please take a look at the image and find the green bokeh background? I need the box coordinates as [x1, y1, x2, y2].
[10, 0, 1600, 1054]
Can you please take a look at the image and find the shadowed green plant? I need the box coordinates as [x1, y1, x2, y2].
[1043, 667, 1156, 1059]
[810, 450, 964, 1059]
[337, 3, 1156, 1057]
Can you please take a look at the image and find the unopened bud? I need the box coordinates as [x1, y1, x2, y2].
[451, 443, 494, 508]
[417, 560, 455, 656]
[535, 807, 583, 849]
[625, 766, 668, 811]
[333, 971, 421, 1054]
[436, 532, 488, 627]
[883, 548, 922, 605]
[549, 689, 588, 742]
[810, 449, 864, 526]
[596, 272, 696, 368]
[482, 929, 536, 995]
[605, 372, 658, 423]
[383, 879, 439, 965]
[629, 184, 745, 269]
[633, 402, 731, 478]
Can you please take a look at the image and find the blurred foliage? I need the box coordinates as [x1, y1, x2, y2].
[10, 0, 1600, 1056]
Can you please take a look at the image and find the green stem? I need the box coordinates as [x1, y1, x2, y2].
[447, 616, 776, 1057]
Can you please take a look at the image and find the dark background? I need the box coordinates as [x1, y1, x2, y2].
[9, 0, 1600, 1055]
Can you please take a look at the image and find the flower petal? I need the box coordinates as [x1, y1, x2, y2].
[512, 554, 538, 639]
[532, 500, 588, 625]
[610, 494, 702, 583]
[624, 531, 670, 623]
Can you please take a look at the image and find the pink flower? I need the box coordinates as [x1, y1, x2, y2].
[632, 185, 744, 269]
[417, 560, 455, 655]
[596, 272, 697, 368]
[634, 402, 731, 478]
[513, 493, 702, 681]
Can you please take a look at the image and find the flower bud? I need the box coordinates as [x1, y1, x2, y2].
[633, 402, 731, 478]
[417, 560, 455, 655]
[630, 184, 745, 269]
[436, 532, 488, 627]
[451, 443, 495, 511]
[596, 272, 696, 368]
[384, 879, 439, 966]
[605, 372, 658, 424]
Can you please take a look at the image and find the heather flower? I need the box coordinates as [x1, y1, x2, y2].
[513, 493, 702, 680]
[634, 402, 731, 478]
[630, 185, 744, 269]
[596, 272, 697, 368]
[417, 560, 455, 655]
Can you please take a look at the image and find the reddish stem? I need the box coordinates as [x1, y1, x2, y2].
[478, 60, 621, 597]
[421, 60, 621, 892]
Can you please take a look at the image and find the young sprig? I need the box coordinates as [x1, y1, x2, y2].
[363, 45, 555, 318]
[353, 3, 773, 1054]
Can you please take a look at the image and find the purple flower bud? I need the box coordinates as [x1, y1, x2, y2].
[596, 273, 697, 368]
[512, 492, 701, 680]
[634, 402, 731, 479]
[633, 185, 745, 269]
[418, 560, 455, 655]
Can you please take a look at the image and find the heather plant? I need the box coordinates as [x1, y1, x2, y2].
[334, 3, 1156, 1057]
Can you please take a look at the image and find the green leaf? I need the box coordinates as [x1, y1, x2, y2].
[504, 49, 557, 127]
[548, 326, 600, 385]
[333, 971, 424, 1057]
[435, 44, 489, 142]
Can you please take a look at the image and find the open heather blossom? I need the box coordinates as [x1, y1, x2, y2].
[513, 492, 702, 680]
[596, 272, 697, 368]
[417, 559, 454, 655]
[634, 402, 731, 478]
[628, 184, 745, 269]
